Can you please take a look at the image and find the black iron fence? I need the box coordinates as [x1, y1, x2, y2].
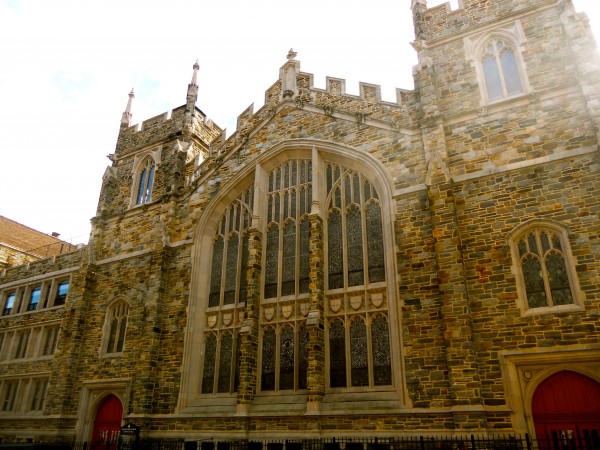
[2, 434, 599, 450]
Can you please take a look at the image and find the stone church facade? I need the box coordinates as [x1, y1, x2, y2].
[1, 0, 599, 445]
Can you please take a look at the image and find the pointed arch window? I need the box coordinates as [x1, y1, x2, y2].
[465, 23, 530, 105]
[481, 38, 523, 101]
[197, 152, 396, 401]
[201, 186, 252, 395]
[509, 222, 582, 315]
[103, 299, 129, 355]
[136, 158, 156, 204]
[325, 162, 391, 389]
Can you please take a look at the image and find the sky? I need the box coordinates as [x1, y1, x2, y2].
[0, 0, 599, 245]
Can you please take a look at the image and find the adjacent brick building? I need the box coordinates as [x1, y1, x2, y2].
[1, 0, 599, 446]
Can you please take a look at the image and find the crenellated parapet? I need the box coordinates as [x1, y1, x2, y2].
[186, 52, 418, 190]
[115, 106, 221, 158]
[412, 0, 558, 42]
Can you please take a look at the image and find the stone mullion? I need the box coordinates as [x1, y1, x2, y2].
[236, 227, 262, 412]
[427, 182, 485, 430]
[305, 212, 325, 414]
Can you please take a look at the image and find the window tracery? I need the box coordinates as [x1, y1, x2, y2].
[103, 299, 129, 355]
[196, 149, 396, 402]
[509, 222, 581, 314]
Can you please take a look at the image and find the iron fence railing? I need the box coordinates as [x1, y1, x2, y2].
[1, 433, 599, 450]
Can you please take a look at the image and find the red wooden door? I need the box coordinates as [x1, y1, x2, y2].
[91, 394, 123, 450]
[532, 371, 600, 450]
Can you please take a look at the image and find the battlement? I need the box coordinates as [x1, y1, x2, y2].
[116, 105, 221, 157]
[413, 0, 557, 42]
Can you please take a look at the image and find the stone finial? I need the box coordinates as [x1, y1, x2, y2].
[287, 48, 297, 61]
[191, 59, 199, 86]
[187, 60, 200, 108]
[411, 0, 427, 10]
[120, 89, 134, 127]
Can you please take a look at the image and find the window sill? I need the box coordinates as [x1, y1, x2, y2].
[522, 303, 584, 317]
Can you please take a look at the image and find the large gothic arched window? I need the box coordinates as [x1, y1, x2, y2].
[192, 146, 399, 407]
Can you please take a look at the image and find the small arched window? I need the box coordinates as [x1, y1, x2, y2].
[509, 222, 582, 314]
[464, 23, 529, 105]
[103, 299, 129, 355]
[481, 38, 524, 101]
[136, 158, 156, 205]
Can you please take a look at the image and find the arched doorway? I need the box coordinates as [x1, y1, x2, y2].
[91, 394, 123, 450]
[532, 370, 600, 450]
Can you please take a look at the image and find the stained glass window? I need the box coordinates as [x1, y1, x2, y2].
[515, 227, 576, 310]
[217, 333, 233, 393]
[279, 326, 295, 390]
[261, 328, 276, 391]
[329, 320, 347, 388]
[200, 155, 395, 398]
[350, 318, 368, 387]
[203, 186, 253, 395]
[325, 163, 391, 389]
[372, 316, 392, 385]
[201, 334, 217, 394]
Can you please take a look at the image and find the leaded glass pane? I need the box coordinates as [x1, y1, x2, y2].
[326, 164, 333, 192]
[366, 203, 385, 283]
[282, 222, 296, 296]
[284, 163, 290, 188]
[372, 316, 392, 386]
[353, 174, 361, 204]
[345, 175, 352, 206]
[518, 238, 527, 258]
[347, 207, 364, 287]
[527, 233, 539, 256]
[275, 194, 280, 222]
[299, 219, 310, 294]
[217, 333, 233, 393]
[350, 318, 368, 387]
[522, 255, 547, 308]
[209, 237, 224, 307]
[261, 328, 276, 391]
[234, 334, 241, 391]
[268, 196, 273, 223]
[552, 234, 562, 251]
[235, 204, 241, 231]
[224, 234, 239, 305]
[292, 161, 297, 186]
[275, 168, 281, 191]
[300, 187, 306, 216]
[137, 167, 147, 204]
[363, 180, 371, 202]
[298, 324, 308, 389]
[279, 326, 295, 390]
[500, 48, 523, 95]
[541, 232, 550, 254]
[265, 226, 279, 298]
[291, 189, 297, 219]
[284, 192, 289, 219]
[328, 210, 344, 290]
[483, 54, 503, 101]
[117, 315, 127, 352]
[334, 186, 341, 209]
[329, 321, 347, 388]
[202, 334, 217, 393]
[546, 252, 573, 306]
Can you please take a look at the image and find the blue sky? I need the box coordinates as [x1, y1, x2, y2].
[1, 0, 598, 244]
